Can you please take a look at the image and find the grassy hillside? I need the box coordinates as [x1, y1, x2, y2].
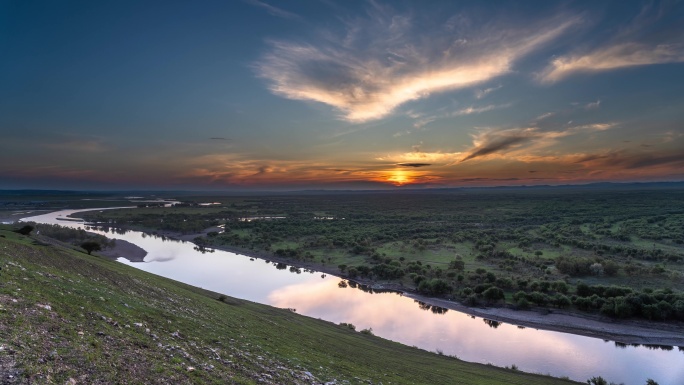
[0, 225, 579, 384]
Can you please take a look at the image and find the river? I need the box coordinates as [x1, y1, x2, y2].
[22, 208, 684, 385]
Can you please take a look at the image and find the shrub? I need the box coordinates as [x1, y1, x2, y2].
[80, 241, 102, 255]
[464, 294, 479, 306]
[13, 225, 34, 236]
[553, 294, 571, 308]
[339, 322, 356, 331]
[552, 281, 569, 294]
[482, 287, 504, 304]
[587, 376, 607, 385]
[590, 263, 604, 276]
[516, 297, 530, 310]
[448, 259, 465, 271]
[418, 278, 451, 295]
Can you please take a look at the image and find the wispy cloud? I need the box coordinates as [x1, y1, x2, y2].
[377, 150, 463, 164]
[256, 5, 578, 122]
[242, 0, 301, 20]
[408, 103, 511, 129]
[42, 136, 110, 153]
[585, 100, 601, 109]
[460, 128, 540, 162]
[451, 103, 511, 117]
[475, 84, 502, 99]
[540, 43, 684, 83]
[460, 122, 617, 162]
[539, 3, 684, 83]
[573, 150, 684, 170]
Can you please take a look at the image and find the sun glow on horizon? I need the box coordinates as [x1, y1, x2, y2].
[385, 170, 414, 186]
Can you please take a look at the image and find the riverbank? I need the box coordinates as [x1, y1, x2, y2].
[0, 210, 52, 224]
[406, 294, 684, 346]
[149, 227, 684, 347]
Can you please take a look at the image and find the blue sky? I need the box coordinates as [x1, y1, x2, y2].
[1, 0, 683, 189]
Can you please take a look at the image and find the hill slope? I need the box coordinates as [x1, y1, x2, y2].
[0, 227, 579, 384]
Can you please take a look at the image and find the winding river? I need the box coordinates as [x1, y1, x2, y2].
[22, 208, 684, 385]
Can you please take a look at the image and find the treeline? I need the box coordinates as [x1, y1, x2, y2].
[33, 223, 115, 250]
[574, 283, 684, 321]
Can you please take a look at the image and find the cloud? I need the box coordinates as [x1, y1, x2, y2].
[574, 151, 684, 170]
[42, 136, 109, 153]
[539, 3, 684, 83]
[585, 100, 601, 109]
[242, 0, 301, 20]
[377, 150, 463, 164]
[256, 6, 577, 122]
[397, 163, 431, 168]
[460, 130, 533, 162]
[569, 122, 616, 132]
[408, 103, 511, 129]
[540, 43, 684, 83]
[411, 116, 438, 129]
[534, 112, 555, 121]
[451, 104, 511, 117]
[474, 84, 502, 99]
[209, 137, 230, 141]
[460, 122, 617, 162]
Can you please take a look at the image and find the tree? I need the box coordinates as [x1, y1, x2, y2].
[552, 281, 569, 294]
[553, 294, 571, 309]
[81, 241, 102, 255]
[482, 287, 505, 304]
[587, 376, 607, 385]
[448, 259, 465, 271]
[590, 263, 604, 276]
[516, 297, 530, 310]
[13, 225, 34, 236]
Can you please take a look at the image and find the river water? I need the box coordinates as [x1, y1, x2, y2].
[22, 209, 684, 385]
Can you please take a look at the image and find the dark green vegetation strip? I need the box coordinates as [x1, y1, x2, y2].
[83, 188, 684, 322]
[0, 225, 579, 384]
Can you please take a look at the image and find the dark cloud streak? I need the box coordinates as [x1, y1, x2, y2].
[461, 135, 529, 162]
[397, 163, 432, 168]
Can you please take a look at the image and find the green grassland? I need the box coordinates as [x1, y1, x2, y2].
[0, 225, 580, 384]
[79, 187, 684, 322]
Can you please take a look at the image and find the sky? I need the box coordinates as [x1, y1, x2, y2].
[1, 0, 683, 190]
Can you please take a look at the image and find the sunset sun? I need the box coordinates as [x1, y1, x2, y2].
[386, 170, 414, 186]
